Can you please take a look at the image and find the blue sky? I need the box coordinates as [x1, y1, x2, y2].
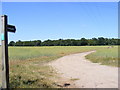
[2, 2, 118, 42]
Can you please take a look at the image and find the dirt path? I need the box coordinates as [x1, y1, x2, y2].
[49, 51, 118, 88]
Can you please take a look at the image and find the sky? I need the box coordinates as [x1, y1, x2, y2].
[1, 0, 119, 2]
[1, 2, 118, 42]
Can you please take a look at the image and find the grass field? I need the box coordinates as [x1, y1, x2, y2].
[2, 46, 119, 88]
[9, 46, 96, 88]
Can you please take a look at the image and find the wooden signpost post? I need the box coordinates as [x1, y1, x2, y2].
[1, 15, 16, 88]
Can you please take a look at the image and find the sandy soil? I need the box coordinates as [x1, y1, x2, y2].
[49, 51, 118, 88]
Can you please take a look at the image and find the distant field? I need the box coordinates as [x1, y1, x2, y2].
[7, 46, 119, 88]
[9, 46, 98, 60]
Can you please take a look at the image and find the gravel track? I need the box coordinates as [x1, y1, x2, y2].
[50, 51, 118, 88]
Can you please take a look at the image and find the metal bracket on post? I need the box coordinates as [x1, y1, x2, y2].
[1, 15, 16, 89]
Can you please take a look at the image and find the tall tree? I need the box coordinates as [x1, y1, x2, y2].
[98, 37, 105, 45]
[9, 41, 15, 46]
[80, 38, 88, 46]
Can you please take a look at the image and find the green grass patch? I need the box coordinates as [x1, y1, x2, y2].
[70, 78, 80, 81]
[86, 46, 119, 67]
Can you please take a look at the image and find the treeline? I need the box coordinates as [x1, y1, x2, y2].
[9, 37, 119, 46]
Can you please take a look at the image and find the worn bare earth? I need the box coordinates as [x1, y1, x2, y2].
[49, 51, 118, 88]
